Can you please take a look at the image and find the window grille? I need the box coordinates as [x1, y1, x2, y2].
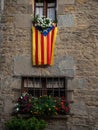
[21, 76, 67, 98]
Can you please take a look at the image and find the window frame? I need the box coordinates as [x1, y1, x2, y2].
[21, 76, 67, 98]
[34, 0, 57, 21]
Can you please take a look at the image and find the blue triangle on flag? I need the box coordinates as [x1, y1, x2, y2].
[35, 26, 54, 36]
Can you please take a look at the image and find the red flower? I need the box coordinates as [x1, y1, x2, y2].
[26, 103, 31, 108]
[55, 107, 59, 111]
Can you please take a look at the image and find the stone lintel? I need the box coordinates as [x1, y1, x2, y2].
[14, 56, 74, 78]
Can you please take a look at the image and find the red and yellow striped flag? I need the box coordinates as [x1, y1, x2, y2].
[32, 26, 58, 66]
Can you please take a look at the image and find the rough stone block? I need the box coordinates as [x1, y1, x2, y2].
[0, 31, 1, 46]
[58, 5, 76, 15]
[58, 14, 75, 27]
[57, 5, 65, 15]
[58, 0, 76, 5]
[72, 125, 89, 130]
[17, 0, 30, 5]
[3, 95, 13, 114]
[14, 14, 32, 28]
[77, 0, 88, 4]
[67, 78, 87, 90]
[14, 56, 42, 76]
[58, 56, 74, 70]
[27, 4, 32, 14]
[95, 116, 98, 125]
[71, 100, 87, 116]
[14, 56, 74, 77]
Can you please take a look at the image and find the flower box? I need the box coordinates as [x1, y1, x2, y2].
[13, 94, 70, 119]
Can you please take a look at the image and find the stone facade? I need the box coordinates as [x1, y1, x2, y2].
[0, 0, 98, 130]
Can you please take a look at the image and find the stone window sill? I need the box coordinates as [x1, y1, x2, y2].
[51, 113, 73, 119]
[15, 113, 74, 120]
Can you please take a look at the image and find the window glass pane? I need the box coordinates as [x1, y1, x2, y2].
[36, 3, 43, 6]
[47, 8, 55, 20]
[36, 7, 43, 17]
[47, 3, 55, 7]
[47, 78, 64, 88]
[24, 78, 41, 88]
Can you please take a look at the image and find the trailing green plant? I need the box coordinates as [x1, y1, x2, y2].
[5, 116, 46, 130]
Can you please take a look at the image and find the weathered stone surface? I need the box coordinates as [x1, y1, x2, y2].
[14, 14, 32, 28]
[76, 0, 88, 4]
[71, 125, 89, 130]
[14, 56, 74, 77]
[95, 116, 98, 125]
[58, 0, 76, 5]
[14, 56, 42, 76]
[1, 0, 98, 130]
[58, 57, 74, 69]
[0, 0, 4, 12]
[0, 0, 2, 47]
[17, 0, 30, 5]
[58, 14, 75, 27]
[45, 119, 67, 130]
[67, 78, 87, 90]
[0, 32, 1, 46]
[3, 95, 13, 114]
[71, 100, 87, 116]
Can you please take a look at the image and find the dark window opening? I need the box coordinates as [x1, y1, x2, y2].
[21, 76, 67, 98]
[34, 0, 57, 21]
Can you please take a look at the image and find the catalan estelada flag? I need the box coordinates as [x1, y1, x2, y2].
[32, 26, 58, 66]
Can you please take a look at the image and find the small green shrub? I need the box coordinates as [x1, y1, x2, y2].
[5, 117, 46, 130]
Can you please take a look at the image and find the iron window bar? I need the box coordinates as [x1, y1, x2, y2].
[21, 76, 67, 98]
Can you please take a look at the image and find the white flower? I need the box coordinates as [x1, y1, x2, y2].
[15, 103, 19, 106]
[20, 96, 23, 99]
[16, 108, 19, 111]
[33, 15, 53, 28]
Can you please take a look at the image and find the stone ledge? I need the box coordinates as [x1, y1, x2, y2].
[51, 114, 74, 120]
[13, 114, 74, 120]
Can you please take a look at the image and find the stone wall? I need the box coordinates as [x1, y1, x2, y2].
[0, 0, 98, 130]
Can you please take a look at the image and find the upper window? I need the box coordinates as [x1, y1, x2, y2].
[34, 0, 56, 21]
